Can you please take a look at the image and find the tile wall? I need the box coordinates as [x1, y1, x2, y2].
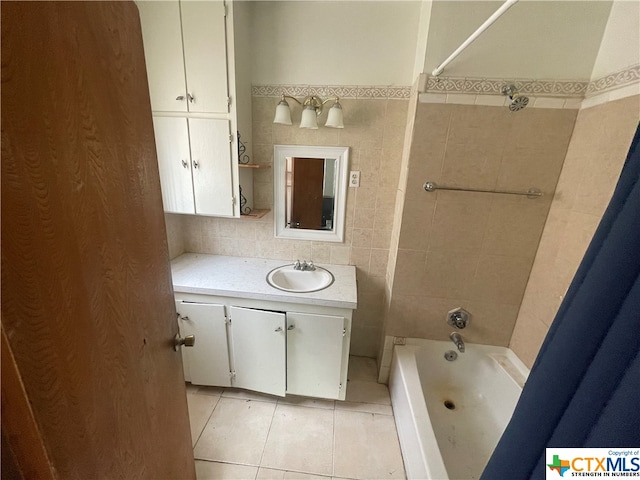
[510, 94, 640, 367]
[384, 102, 578, 347]
[169, 95, 409, 357]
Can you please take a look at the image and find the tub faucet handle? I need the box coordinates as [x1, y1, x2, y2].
[447, 307, 471, 329]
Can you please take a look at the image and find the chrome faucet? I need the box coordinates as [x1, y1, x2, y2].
[449, 332, 465, 353]
[294, 260, 316, 271]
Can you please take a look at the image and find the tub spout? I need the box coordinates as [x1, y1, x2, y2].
[450, 332, 465, 353]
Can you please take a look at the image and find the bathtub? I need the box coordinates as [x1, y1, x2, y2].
[389, 339, 529, 480]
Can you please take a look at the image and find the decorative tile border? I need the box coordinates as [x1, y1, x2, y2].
[586, 64, 640, 96]
[422, 74, 588, 98]
[418, 64, 640, 100]
[251, 64, 640, 105]
[251, 84, 412, 99]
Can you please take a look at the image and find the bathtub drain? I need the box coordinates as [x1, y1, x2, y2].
[444, 400, 456, 410]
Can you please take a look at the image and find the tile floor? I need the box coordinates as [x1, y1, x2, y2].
[187, 356, 406, 480]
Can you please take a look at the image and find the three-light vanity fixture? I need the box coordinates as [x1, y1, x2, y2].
[273, 94, 344, 129]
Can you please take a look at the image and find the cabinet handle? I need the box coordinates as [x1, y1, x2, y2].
[187, 93, 195, 103]
[181, 160, 188, 169]
[176, 95, 185, 101]
[193, 160, 199, 169]
[287, 325, 295, 330]
[274, 326, 283, 332]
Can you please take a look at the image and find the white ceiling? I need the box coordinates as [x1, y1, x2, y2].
[422, 0, 613, 80]
[249, 0, 637, 86]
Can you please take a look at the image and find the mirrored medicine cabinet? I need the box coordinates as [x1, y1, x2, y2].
[273, 145, 350, 242]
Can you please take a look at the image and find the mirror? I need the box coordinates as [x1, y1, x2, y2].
[274, 145, 349, 242]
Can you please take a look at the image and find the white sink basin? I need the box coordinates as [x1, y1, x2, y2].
[266, 264, 334, 293]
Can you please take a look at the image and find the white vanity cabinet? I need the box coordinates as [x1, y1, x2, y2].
[137, 0, 228, 114]
[175, 300, 231, 387]
[174, 294, 352, 400]
[170, 254, 358, 401]
[153, 117, 234, 216]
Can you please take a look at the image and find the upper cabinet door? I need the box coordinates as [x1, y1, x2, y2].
[188, 118, 234, 216]
[180, 1, 229, 113]
[153, 117, 195, 214]
[137, 1, 188, 112]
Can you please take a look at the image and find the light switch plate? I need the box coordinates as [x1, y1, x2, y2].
[349, 171, 361, 187]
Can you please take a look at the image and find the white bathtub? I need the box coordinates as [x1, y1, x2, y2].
[389, 339, 529, 480]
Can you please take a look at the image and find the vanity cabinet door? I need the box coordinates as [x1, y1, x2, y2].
[229, 306, 286, 397]
[286, 312, 346, 400]
[176, 301, 231, 387]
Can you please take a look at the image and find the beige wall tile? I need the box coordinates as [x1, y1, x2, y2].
[481, 196, 550, 257]
[421, 250, 479, 299]
[470, 254, 534, 305]
[428, 192, 492, 252]
[509, 311, 550, 368]
[510, 95, 639, 366]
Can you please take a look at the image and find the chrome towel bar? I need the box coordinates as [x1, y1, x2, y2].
[423, 181, 542, 199]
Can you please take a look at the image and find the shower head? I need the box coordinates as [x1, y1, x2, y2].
[501, 84, 529, 112]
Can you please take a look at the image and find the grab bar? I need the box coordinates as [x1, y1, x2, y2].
[423, 181, 542, 199]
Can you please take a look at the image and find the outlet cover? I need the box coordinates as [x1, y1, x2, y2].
[349, 171, 361, 187]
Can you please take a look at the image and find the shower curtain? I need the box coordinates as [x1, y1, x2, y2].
[482, 123, 640, 479]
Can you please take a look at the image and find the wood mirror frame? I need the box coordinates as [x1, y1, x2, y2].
[273, 145, 350, 243]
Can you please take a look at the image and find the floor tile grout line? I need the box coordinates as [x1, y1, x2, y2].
[257, 400, 279, 471]
[190, 393, 222, 450]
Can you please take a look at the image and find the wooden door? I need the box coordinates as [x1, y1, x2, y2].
[1, 3, 195, 479]
[189, 118, 235, 217]
[153, 116, 195, 214]
[291, 157, 325, 229]
[137, 0, 188, 112]
[286, 313, 345, 399]
[181, 0, 229, 113]
[229, 307, 286, 396]
[176, 301, 232, 387]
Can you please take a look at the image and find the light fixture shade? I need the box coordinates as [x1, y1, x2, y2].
[325, 101, 344, 128]
[299, 105, 318, 129]
[273, 100, 292, 125]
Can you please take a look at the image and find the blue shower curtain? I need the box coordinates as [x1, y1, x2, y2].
[482, 123, 640, 480]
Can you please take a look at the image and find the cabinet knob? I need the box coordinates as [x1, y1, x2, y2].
[187, 93, 195, 103]
[287, 325, 295, 330]
[274, 326, 283, 332]
[181, 160, 188, 169]
[176, 95, 185, 101]
[193, 160, 199, 169]
[174, 333, 195, 351]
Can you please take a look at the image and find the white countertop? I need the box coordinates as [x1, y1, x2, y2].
[171, 253, 358, 309]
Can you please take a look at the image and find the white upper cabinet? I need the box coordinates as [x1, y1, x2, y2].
[189, 118, 234, 216]
[137, 0, 228, 114]
[153, 116, 194, 214]
[154, 116, 234, 216]
[180, 1, 229, 113]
